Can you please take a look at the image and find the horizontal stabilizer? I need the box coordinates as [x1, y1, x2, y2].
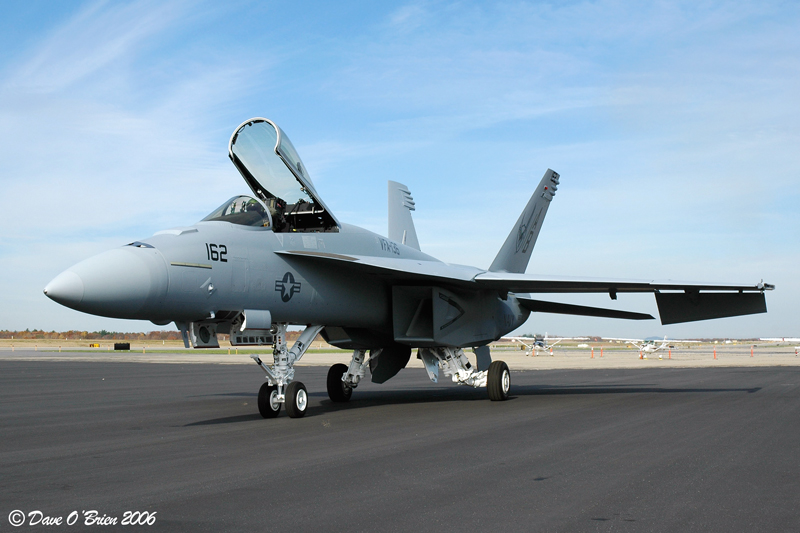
[517, 297, 654, 321]
[655, 292, 767, 325]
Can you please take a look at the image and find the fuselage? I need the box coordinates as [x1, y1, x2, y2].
[44, 219, 530, 349]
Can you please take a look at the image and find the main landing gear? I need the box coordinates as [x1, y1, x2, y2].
[251, 323, 322, 418]
[324, 346, 511, 403]
[326, 349, 371, 402]
[418, 347, 511, 401]
[487, 360, 510, 401]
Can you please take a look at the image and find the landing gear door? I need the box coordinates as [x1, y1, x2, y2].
[228, 118, 339, 233]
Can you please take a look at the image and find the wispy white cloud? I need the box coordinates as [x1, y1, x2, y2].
[6, 0, 190, 93]
[0, 0, 279, 330]
[0, 1, 276, 242]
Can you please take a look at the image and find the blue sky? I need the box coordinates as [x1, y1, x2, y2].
[0, 0, 797, 338]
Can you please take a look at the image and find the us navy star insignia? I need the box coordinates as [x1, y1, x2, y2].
[275, 272, 302, 302]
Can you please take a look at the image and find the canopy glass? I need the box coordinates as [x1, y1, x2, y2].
[202, 196, 271, 227]
[228, 119, 338, 232]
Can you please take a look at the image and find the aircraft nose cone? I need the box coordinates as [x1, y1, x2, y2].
[44, 247, 169, 319]
[44, 271, 85, 306]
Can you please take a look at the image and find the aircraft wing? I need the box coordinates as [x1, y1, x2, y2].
[503, 337, 534, 346]
[276, 251, 773, 325]
[276, 250, 483, 284]
[474, 273, 772, 325]
[472, 272, 773, 294]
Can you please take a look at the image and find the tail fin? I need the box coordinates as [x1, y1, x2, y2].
[388, 181, 421, 250]
[489, 169, 559, 273]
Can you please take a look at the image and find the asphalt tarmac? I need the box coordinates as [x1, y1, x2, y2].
[2, 360, 799, 532]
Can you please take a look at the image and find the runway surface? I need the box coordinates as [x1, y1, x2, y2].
[2, 360, 799, 531]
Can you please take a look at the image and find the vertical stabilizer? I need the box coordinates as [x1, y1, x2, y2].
[388, 181, 421, 250]
[489, 169, 559, 273]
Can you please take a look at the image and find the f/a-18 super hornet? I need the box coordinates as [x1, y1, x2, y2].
[44, 118, 775, 419]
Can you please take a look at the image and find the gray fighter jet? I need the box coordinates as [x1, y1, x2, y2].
[44, 118, 775, 418]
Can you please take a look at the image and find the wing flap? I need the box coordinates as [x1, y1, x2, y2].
[655, 291, 767, 325]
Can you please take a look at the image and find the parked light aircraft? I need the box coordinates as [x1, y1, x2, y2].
[603, 336, 701, 358]
[504, 334, 588, 356]
[44, 118, 775, 419]
[757, 338, 800, 354]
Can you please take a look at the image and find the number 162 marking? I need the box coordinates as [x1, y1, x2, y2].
[205, 243, 228, 262]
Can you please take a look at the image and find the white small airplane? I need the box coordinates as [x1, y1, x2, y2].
[603, 336, 701, 359]
[504, 334, 588, 356]
[757, 338, 800, 355]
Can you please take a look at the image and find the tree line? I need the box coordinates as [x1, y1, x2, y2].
[0, 329, 183, 341]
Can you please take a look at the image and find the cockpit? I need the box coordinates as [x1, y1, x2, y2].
[228, 118, 339, 233]
[202, 195, 271, 227]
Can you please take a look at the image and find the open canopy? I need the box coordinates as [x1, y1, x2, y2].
[228, 118, 339, 232]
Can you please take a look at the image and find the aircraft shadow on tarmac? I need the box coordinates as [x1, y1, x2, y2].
[183, 384, 761, 426]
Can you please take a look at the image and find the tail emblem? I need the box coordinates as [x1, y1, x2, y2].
[516, 208, 542, 253]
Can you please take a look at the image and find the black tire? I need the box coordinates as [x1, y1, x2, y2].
[487, 361, 510, 401]
[258, 382, 281, 418]
[285, 381, 308, 418]
[327, 363, 352, 402]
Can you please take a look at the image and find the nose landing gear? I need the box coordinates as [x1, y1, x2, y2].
[251, 323, 322, 418]
[258, 383, 281, 418]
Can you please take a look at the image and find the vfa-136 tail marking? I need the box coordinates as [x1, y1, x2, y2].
[44, 118, 775, 418]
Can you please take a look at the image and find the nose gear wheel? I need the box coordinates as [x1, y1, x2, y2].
[285, 381, 308, 418]
[258, 383, 281, 418]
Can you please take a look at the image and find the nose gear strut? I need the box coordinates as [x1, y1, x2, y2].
[251, 323, 323, 418]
